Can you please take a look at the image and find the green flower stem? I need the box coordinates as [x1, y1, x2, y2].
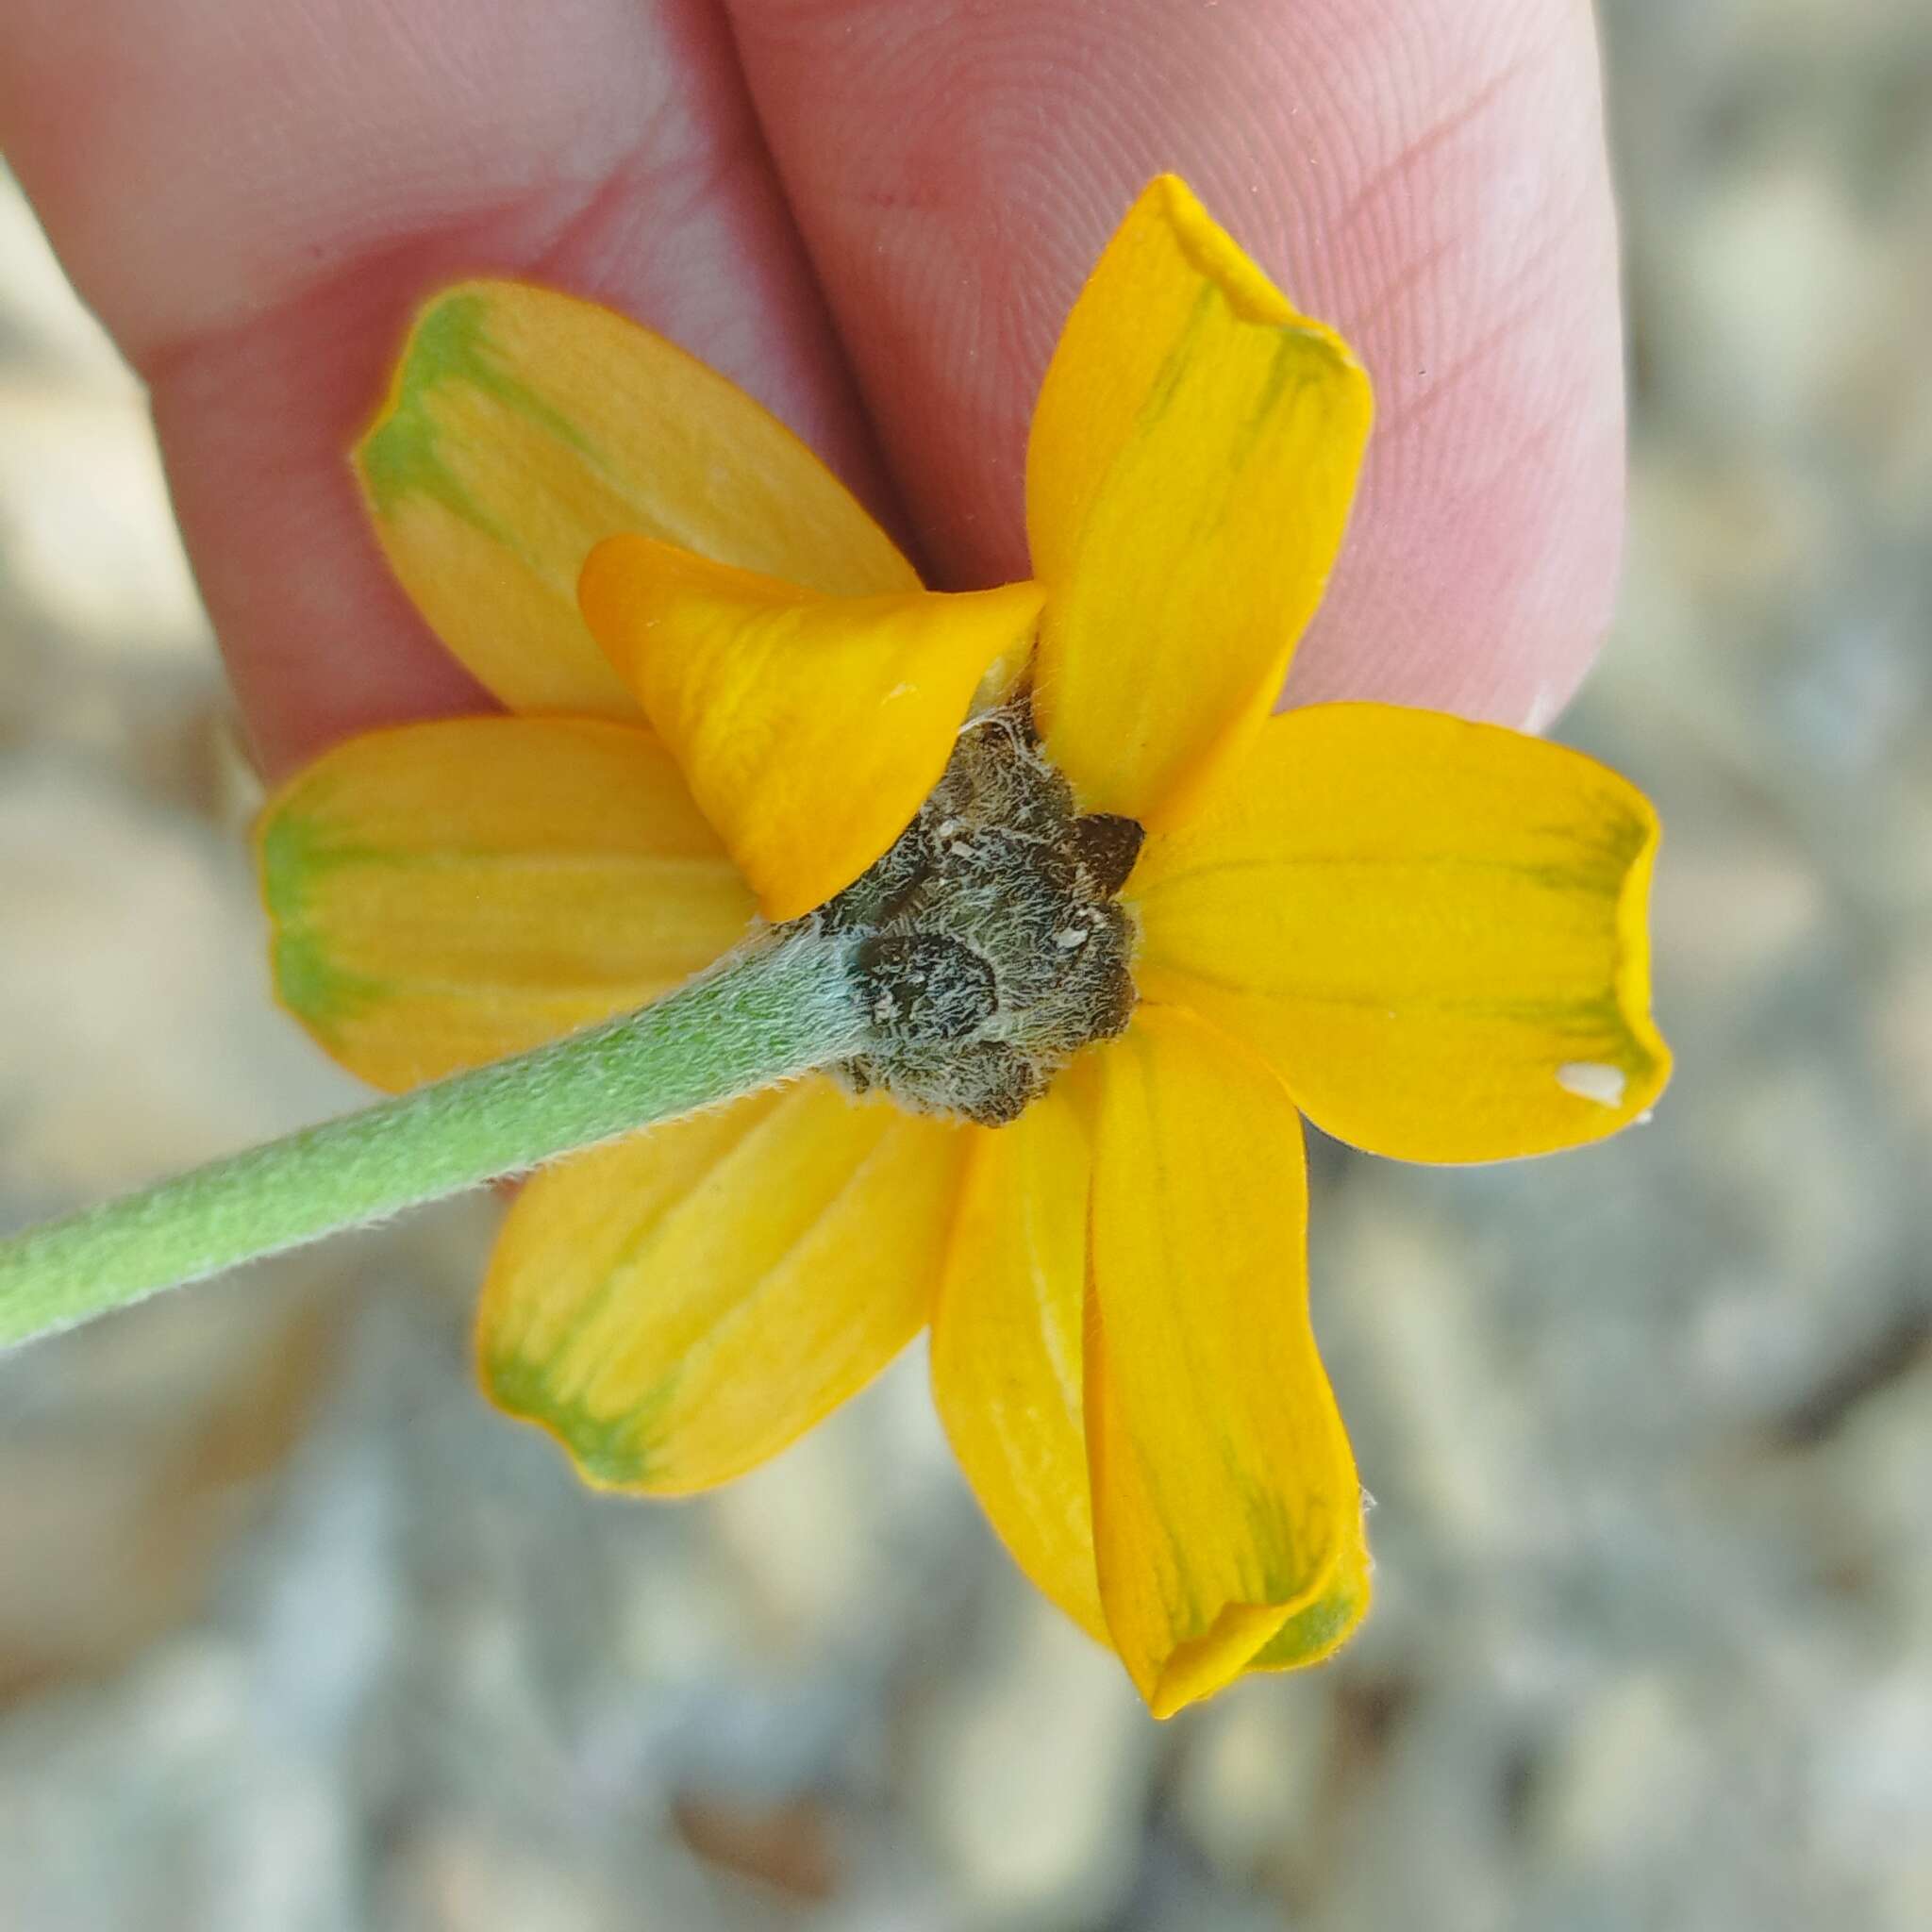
[0, 930, 863, 1349]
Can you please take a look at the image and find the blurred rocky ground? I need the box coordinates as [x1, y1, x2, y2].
[3, 1, 1930, 1926]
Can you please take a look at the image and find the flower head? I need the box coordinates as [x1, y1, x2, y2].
[258, 176, 1669, 1716]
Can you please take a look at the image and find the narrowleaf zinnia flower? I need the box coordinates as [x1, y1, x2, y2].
[258, 176, 1669, 1715]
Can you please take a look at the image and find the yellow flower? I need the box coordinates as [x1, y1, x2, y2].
[258, 176, 1669, 1716]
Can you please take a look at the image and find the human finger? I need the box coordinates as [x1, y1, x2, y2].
[0, 0, 891, 777]
[727, 0, 1625, 728]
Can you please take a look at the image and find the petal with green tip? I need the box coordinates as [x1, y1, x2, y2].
[257, 715, 754, 1091]
[357, 281, 917, 716]
[477, 1081, 965, 1492]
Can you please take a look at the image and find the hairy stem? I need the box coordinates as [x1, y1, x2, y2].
[0, 930, 861, 1348]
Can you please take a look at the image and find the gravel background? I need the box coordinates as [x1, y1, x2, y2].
[4, 4, 1930, 1926]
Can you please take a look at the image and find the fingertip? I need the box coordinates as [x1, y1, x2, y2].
[729, 0, 1626, 718]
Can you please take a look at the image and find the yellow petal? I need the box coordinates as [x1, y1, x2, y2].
[1243, 1512, 1372, 1674]
[478, 1081, 964, 1492]
[581, 535, 1045, 921]
[1083, 1007, 1361, 1717]
[257, 716, 753, 1091]
[931, 1095, 1105, 1641]
[1026, 175, 1372, 827]
[357, 281, 917, 717]
[1133, 703, 1673, 1163]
